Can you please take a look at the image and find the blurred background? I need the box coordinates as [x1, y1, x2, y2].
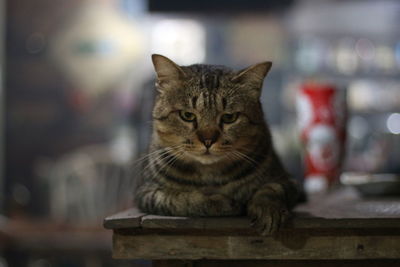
[1, 0, 400, 266]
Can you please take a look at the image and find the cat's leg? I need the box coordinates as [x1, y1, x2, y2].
[136, 183, 243, 216]
[247, 180, 298, 235]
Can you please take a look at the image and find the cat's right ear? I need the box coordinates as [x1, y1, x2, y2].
[231, 62, 272, 98]
[151, 54, 186, 92]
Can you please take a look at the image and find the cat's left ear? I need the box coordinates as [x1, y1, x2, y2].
[151, 54, 186, 92]
[231, 62, 272, 96]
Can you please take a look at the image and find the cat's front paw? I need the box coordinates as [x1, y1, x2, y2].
[247, 200, 290, 235]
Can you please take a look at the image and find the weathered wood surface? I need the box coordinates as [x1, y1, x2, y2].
[141, 215, 251, 230]
[139, 214, 400, 230]
[104, 187, 400, 260]
[103, 208, 145, 229]
[104, 188, 400, 230]
[113, 233, 400, 260]
[106, 213, 400, 231]
[152, 259, 400, 267]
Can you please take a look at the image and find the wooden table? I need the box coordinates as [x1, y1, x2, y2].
[104, 187, 400, 266]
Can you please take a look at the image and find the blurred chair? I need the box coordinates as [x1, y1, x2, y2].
[41, 144, 135, 225]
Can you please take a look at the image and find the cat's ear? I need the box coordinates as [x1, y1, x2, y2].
[152, 54, 186, 91]
[231, 62, 272, 96]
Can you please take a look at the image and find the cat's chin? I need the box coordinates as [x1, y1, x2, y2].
[184, 152, 225, 165]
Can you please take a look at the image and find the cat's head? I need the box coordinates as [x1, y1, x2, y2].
[151, 54, 272, 165]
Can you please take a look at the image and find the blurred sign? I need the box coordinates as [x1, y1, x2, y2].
[151, 19, 206, 65]
[51, 2, 143, 94]
[228, 17, 285, 67]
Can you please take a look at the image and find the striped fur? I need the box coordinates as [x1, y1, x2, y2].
[135, 55, 299, 235]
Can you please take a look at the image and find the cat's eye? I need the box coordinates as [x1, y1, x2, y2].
[179, 110, 196, 122]
[221, 113, 239, 124]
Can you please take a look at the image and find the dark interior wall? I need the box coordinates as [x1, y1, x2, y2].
[148, 0, 293, 12]
[4, 0, 105, 216]
[0, 0, 4, 213]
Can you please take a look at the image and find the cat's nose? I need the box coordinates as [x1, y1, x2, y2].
[203, 139, 213, 148]
[197, 130, 220, 149]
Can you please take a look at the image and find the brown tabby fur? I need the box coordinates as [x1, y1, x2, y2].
[135, 54, 299, 235]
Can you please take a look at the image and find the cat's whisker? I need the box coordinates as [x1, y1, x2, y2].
[132, 145, 182, 169]
[231, 151, 268, 183]
[139, 145, 181, 160]
[140, 146, 184, 172]
[164, 150, 184, 174]
[141, 154, 169, 177]
[132, 148, 169, 166]
[237, 146, 261, 155]
[225, 151, 239, 162]
[148, 148, 183, 178]
[233, 150, 259, 166]
[139, 148, 179, 176]
[145, 146, 183, 169]
[230, 151, 252, 165]
[229, 151, 267, 183]
[226, 150, 239, 160]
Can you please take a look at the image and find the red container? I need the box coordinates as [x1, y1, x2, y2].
[297, 82, 347, 193]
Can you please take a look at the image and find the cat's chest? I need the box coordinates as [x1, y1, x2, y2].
[200, 186, 221, 196]
[197, 182, 254, 203]
[194, 170, 246, 192]
[196, 178, 246, 197]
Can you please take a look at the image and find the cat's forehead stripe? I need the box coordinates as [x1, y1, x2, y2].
[222, 97, 227, 110]
[200, 73, 220, 92]
[193, 91, 228, 112]
[197, 70, 222, 111]
[191, 96, 198, 109]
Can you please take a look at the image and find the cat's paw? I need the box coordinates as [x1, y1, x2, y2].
[247, 200, 290, 235]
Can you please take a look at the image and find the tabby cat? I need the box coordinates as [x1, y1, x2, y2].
[135, 54, 298, 235]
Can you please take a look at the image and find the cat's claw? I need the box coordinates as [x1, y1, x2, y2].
[248, 201, 290, 235]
